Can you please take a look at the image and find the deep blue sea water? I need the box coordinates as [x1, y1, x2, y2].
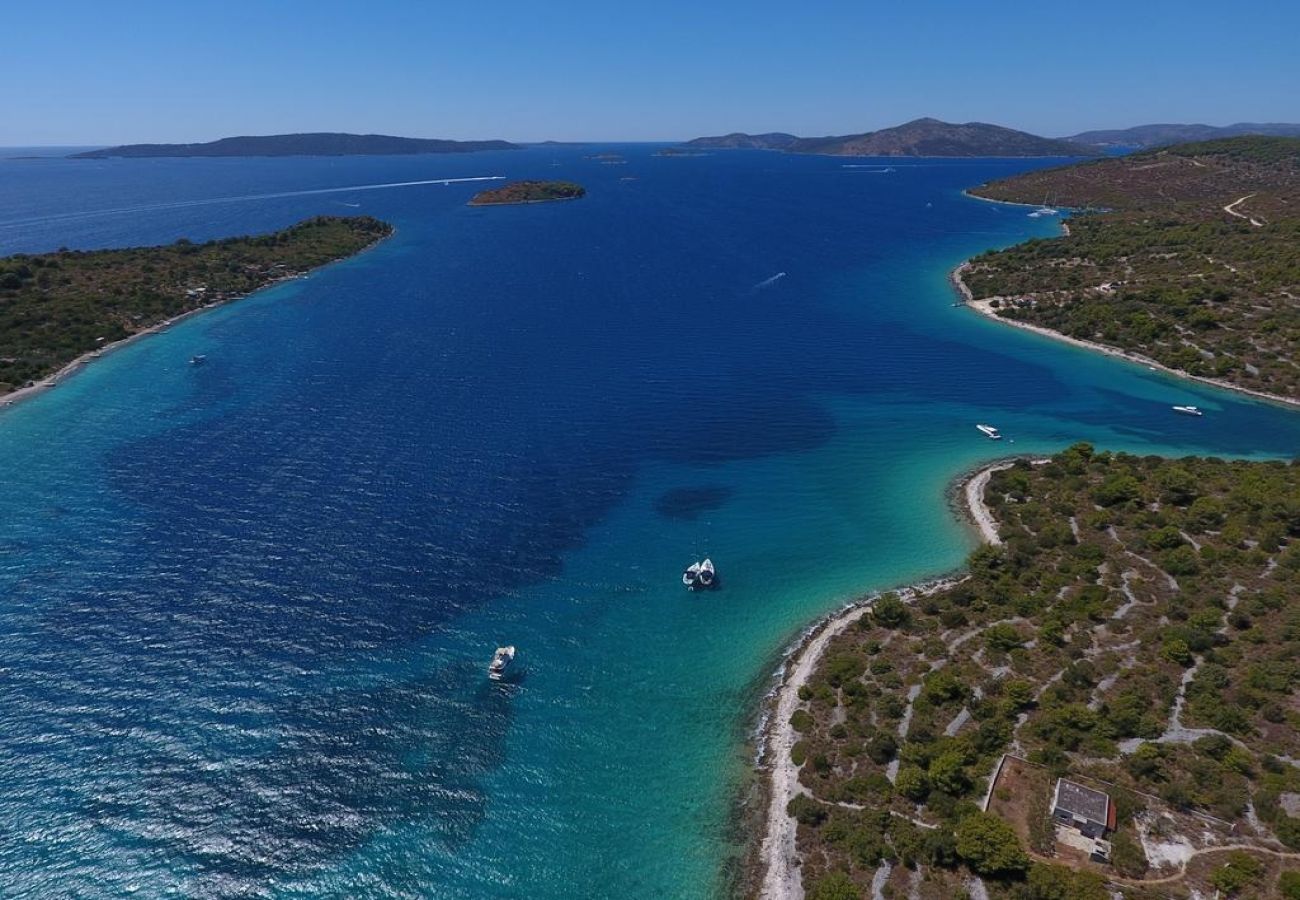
[1, 146, 1297, 898]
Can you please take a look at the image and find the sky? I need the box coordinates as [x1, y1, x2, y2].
[2, 0, 1298, 145]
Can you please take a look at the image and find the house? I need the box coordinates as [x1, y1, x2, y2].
[1052, 778, 1115, 839]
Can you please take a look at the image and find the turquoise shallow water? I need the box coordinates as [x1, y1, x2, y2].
[0, 147, 1297, 898]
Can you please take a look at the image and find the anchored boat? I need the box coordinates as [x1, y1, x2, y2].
[488, 646, 516, 681]
[682, 558, 718, 591]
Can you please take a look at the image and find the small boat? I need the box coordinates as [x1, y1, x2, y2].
[683, 558, 718, 591]
[697, 558, 716, 589]
[976, 424, 1002, 440]
[488, 646, 516, 681]
[1172, 405, 1203, 416]
[189, 355, 207, 366]
[682, 561, 702, 587]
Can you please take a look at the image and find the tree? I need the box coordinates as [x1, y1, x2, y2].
[1109, 828, 1149, 878]
[808, 871, 860, 900]
[930, 750, 972, 796]
[955, 812, 1029, 878]
[1017, 863, 1108, 900]
[872, 593, 910, 628]
[895, 766, 930, 802]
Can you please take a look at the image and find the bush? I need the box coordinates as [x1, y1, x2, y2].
[808, 871, 860, 900]
[1209, 851, 1264, 896]
[1279, 870, 1300, 900]
[787, 794, 828, 826]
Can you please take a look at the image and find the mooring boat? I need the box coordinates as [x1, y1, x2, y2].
[683, 558, 718, 591]
[682, 561, 702, 587]
[488, 646, 516, 680]
[697, 558, 716, 589]
[976, 424, 1002, 440]
[1172, 405, 1203, 416]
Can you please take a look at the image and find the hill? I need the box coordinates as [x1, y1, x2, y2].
[0, 216, 392, 395]
[1068, 122, 1300, 150]
[680, 132, 800, 150]
[963, 136, 1300, 400]
[787, 118, 1097, 158]
[782, 446, 1300, 899]
[71, 133, 519, 159]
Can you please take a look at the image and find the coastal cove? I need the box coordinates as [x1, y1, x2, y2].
[1, 146, 1299, 899]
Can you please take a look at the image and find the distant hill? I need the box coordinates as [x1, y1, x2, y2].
[787, 118, 1097, 157]
[681, 132, 800, 150]
[71, 133, 519, 159]
[1067, 122, 1300, 150]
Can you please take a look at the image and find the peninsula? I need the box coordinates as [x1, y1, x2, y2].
[0, 216, 392, 397]
[758, 446, 1300, 899]
[683, 119, 1096, 157]
[961, 136, 1300, 403]
[71, 133, 519, 159]
[467, 180, 585, 206]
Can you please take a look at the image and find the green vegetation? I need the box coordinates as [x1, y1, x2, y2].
[0, 216, 391, 394]
[468, 180, 585, 205]
[787, 445, 1300, 895]
[965, 136, 1300, 399]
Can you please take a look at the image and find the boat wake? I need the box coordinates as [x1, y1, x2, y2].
[0, 176, 508, 230]
[753, 272, 786, 289]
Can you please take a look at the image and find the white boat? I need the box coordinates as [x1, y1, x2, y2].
[697, 558, 716, 589]
[976, 424, 1002, 440]
[683, 558, 717, 591]
[682, 561, 702, 587]
[488, 646, 516, 680]
[1172, 405, 1203, 416]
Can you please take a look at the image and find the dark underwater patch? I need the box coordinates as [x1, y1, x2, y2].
[654, 486, 732, 520]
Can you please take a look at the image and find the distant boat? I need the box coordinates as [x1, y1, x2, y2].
[488, 646, 516, 681]
[1172, 405, 1203, 416]
[189, 355, 207, 366]
[976, 424, 1002, 440]
[682, 558, 717, 591]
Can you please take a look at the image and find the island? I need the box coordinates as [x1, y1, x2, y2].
[467, 180, 585, 206]
[70, 133, 519, 159]
[682, 132, 799, 151]
[0, 216, 392, 397]
[960, 136, 1300, 403]
[1066, 122, 1300, 151]
[680, 119, 1096, 158]
[758, 446, 1300, 899]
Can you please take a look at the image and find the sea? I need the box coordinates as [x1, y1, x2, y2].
[1, 145, 1297, 899]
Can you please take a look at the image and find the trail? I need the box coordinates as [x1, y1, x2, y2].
[0, 176, 507, 230]
[1222, 194, 1264, 227]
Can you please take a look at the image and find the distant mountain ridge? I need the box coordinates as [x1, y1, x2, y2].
[682, 118, 1096, 157]
[71, 133, 519, 159]
[1065, 122, 1300, 150]
[682, 132, 800, 150]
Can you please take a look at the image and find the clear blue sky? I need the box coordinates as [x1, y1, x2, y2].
[3, 0, 1298, 144]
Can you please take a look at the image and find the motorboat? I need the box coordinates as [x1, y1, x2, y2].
[1172, 405, 1203, 416]
[976, 424, 1003, 440]
[488, 646, 516, 680]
